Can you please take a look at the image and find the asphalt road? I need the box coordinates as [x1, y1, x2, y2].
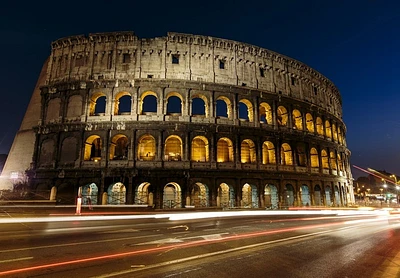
[0, 208, 399, 278]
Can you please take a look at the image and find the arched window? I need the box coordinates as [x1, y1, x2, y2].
[292, 109, 303, 130]
[141, 92, 157, 115]
[89, 93, 106, 116]
[332, 123, 338, 142]
[191, 136, 209, 162]
[165, 135, 183, 161]
[137, 135, 156, 160]
[114, 92, 131, 115]
[217, 138, 234, 162]
[325, 120, 332, 139]
[109, 134, 128, 160]
[310, 148, 319, 168]
[262, 141, 276, 164]
[297, 144, 306, 166]
[259, 102, 273, 124]
[241, 139, 256, 163]
[277, 106, 288, 126]
[316, 117, 324, 135]
[191, 95, 207, 117]
[330, 151, 337, 170]
[306, 113, 314, 133]
[321, 149, 329, 169]
[281, 143, 293, 165]
[84, 135, 102, 161]
[166, 93, 183, 115]
[66, 95, 83, 119]
[216, 96, 232, 119]
[239, 99, 254, 122]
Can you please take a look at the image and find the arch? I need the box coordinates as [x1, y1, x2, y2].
[163, 182, 182, 208]
[191, 94, 208, 117]
[334, 185, 341, 206]
[281, 143, 293, 165]
[337, 153, 344, 171]
[81, 183, 98, 205]
[242, 183, 258, 208]
[138, 135, 156, 160]
[84, 135, 102, 161]
[292, 109, 303, 130]
[190, 182, 209, 207]
[217, 137, 234, 162]
[191, 136, 209, 162]
[66, 95, 83, 118]
[300, 185, 310, 206]
[325, 185, 332, 206]
[39, 139, 55, 165]
[310, 147, 319, 168]
[107, 182, 126, 204]
[296, 143, 307, 166]
[238, 99, 254, 122]
[316, 117, 324, 135]
[321, 149, 329, 169]
[241, 139, 256, 163]
[262, 141, 276, 164]
[166, 92, 183, 115]
[332, 123, 338, 142]
[135, 182, 151, 205]
[264, 184, 279, 209]
[338, 127, 343, 145]
[217, 183, 234, 208]
[284, 184, 295, 207]
[305, 113, 314, 133]
[216, 96, 232, 119]
[314, 185, 322, 206]
[60, 137, 77, 163]
[259, 102, 273, 124]
[277, 106, 288, 126]
[140, 91, 158, 114]
[165, 135, 183, 161]
[114, 91, 131, 115]
[89, 92, 107, 116]
[325, 120, 332, 139]
[46, 98, 61, 123]
[330, 151, 337, 170]
[109, 134, 129, 160]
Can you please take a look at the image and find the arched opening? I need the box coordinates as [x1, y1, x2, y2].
[81, 183, 98, 205]
[264, 184, 279, 209]
[306, 113, 314, 133]
[314, 185, 322, 206]
[325, 120, 332, 139]
[292, 109, 302, 130]
[277, 106, 288, 126]
[135, 182, 151, 205]
[296, 143, 307, 166]
[84, 135, 102, 161]
[330, 151, 337, 170]
[166, 93, 183, 115]
[217, 137, 234, 162]
[192, 96, 207, 117]
[238, 99, 253, 122]
[281, 143, 293, 165]
[262, 141, 276, 164]
[163, 182, 182, 208]
[165, 135, 183, 161]
[216, 96, 232, 119]
[217, 183, 234, 208]
[242, 183, 258, 208]
[325, 185, 332, 206]
[300, 185, 310, 206]
[334, 185, 341, 206]
[321, 149, 329, 169]
[259, 102, 272, 124]
[107, 182, 126, 205]
[141, 93, 157, 114]
[316, 117, 324, 135]
[66, 95, 83, 118]
[332, 123, 338, 142]
[109, 134, 128, 160]
[310, 148, 319, 168]
[191, 136, 209, 162]
[114, 92, 131, 115]
[190, 182, 209, 207]
[138, 135, 156, 161]
[284, 184, 295, 207]
[241, 139, 256, 163]
[90, 93, 106, 116]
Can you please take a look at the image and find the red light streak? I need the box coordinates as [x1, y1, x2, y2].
[0, 216, 390, 276]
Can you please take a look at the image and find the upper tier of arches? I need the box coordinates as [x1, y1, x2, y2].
[47, 32, 342, 119]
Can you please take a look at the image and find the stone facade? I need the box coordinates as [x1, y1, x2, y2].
[1, 31, 353, 208]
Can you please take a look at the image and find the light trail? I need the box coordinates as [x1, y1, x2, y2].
[0, 214, 393, 276]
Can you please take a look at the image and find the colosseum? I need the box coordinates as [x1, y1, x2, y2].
[1, 31, 354, 208]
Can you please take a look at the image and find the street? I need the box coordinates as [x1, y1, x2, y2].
[0, 208, 399, 277]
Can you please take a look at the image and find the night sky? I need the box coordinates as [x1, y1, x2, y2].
[1, 1, 399, 179]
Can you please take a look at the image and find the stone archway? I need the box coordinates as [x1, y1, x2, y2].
[264, 184, 279, 209]
[163, 182, 182, 208]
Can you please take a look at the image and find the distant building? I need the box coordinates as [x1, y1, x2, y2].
[0, 32, 353, 208]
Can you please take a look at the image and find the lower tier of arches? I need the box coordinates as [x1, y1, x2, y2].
[30, 169, 354, 209]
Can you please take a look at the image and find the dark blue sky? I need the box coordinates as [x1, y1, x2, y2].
[1, 1, 399, 179]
